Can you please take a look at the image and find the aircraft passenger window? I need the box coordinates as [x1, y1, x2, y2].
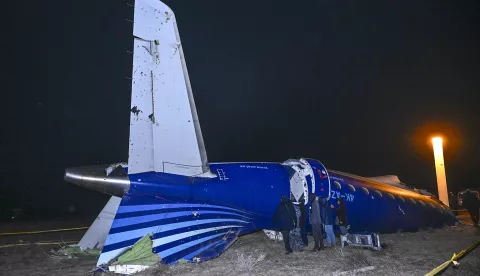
[397, 195, 405, 202]
[409, 198, 416, 204]
[429, 203, 436, 208]
[348, 184, 356, 192]
[374, 190, 383, 197]
[419, 200, 426, 206]
[387, 193, 395, 200]
[334, 181, 342, 190]
[361, 187, 369, 195]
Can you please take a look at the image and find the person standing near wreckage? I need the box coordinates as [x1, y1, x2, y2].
[273, 195, 297, 254]
[322, 198, 336, 247]
[309, 193, 324, 251]
[462, 190, 480, 228]
[290, 201, 305, 251]
[332, 198, 349, 235]
[299, 198, 308, 247]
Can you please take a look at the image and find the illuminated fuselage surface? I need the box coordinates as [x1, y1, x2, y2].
[75, 159, 456, 266]
[124, 161, 456, 234]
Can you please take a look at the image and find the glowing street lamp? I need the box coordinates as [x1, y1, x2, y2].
[432, 137, 449, 206]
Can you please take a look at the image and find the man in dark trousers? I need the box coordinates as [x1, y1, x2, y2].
[321, 198, 336, 247]
[332, 198, 349, 235]
[273, 195, 297, 254]
[309, 193, 324, 251]
[462, 190, 480, 228]
[299, 198, 308, 247]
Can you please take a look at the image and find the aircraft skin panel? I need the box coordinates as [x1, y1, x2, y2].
[128, 37, 155, 174]
[327, 171, 456, 232]
[127, 161, 454, 233]
[97, 195, 257, 266]
[128, 0, 209, 176]
[97, 162, 291, 266]
[122, 161, 454, 233]
[95, 161, 456, 267]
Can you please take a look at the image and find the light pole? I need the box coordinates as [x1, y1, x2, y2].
[432, 137, 449, 206]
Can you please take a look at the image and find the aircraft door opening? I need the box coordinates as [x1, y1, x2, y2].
[283, 159, 315, 204]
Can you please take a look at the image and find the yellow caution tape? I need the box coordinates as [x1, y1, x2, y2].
[0, 240, 79, 248]
[425, 239, 480, 276]
[0, 227, 89, 236]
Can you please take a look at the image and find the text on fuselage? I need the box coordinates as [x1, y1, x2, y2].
[330, 191, 355, 202]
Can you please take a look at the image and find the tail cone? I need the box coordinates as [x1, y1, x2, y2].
[64, 164, 130, 197]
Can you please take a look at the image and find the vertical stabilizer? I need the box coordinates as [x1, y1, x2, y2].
[128, 0, 212, 177]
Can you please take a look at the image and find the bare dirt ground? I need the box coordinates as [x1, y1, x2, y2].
[1, 214, 479, 276]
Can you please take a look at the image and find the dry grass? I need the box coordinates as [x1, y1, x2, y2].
[1, 221, 479, 276]
[130, 225, 480, 276]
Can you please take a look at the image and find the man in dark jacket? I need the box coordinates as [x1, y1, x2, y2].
[273, 195, 297, 253]
[462, 190, 480, 228]
[309, 193, 324, 251]
[332, 198, 349, 235]
[299, 199, 308, 247]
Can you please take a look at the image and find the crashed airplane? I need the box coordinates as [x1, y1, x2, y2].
[64, 0, 457, 273]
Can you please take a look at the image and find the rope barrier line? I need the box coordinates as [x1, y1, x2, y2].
[424, 239, 480, 276]
[0, 240, 79, 248]
[0, 227, 89, 236]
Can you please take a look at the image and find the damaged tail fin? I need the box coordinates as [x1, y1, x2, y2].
[128, 0, 212, 177]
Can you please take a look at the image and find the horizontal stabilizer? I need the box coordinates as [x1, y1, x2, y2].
[77, 196, 122, 250]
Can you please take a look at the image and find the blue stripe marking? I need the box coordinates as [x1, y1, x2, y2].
[103, 219, 248, 248]
[150, 221, 245, 240]
[194, 232, 238, 262]
[161, 231, 238, 264]
[157, 232, 227, 260]
[112, 210, 251, 228]
[177, 240, 224, 263]
[103, 221, 245, 253]
[118, 203, 252, 215]
[103, 237, 143, 253]
[110, 213, 251, 234]
[115, 206, 250, 219]
[152, 228, 233, 254]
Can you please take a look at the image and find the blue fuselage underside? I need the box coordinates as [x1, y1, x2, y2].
[124, 161, 456, 235]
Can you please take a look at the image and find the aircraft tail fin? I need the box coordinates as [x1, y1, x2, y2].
[128, 0, 212, 177]
[95, 194, 252, 272]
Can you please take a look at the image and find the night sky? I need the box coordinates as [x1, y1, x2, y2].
[3, 0, 479, 218]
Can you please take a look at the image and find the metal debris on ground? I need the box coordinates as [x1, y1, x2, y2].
[340, 232, 382, 250]
[49, 245, 101, 259]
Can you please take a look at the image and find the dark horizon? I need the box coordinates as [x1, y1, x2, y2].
[2, 0, 479, 219]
